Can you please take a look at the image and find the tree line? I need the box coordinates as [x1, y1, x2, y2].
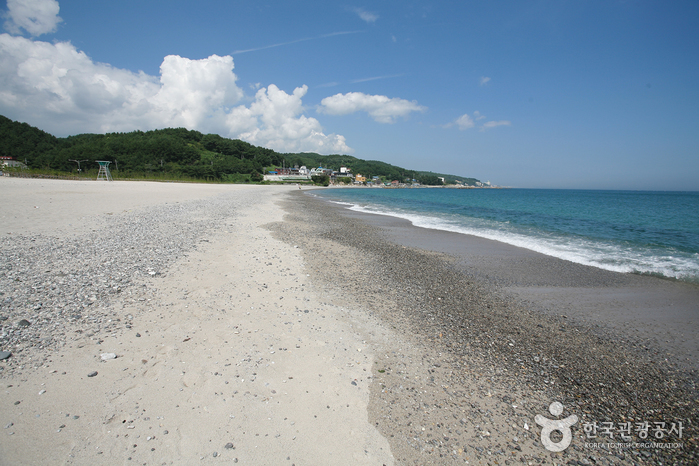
[0, 115, 478, 185]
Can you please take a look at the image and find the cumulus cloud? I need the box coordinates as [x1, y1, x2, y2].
[236, 85, 351, 153]
[0, 34, 161, 134]
[0, 34, 351, 153]
[353, 8, 378, 23]
[319, 92, 426, 123]
[448, 111, 511, 131]
[3, 0, 62, 36]
[148, 54, 245, 130]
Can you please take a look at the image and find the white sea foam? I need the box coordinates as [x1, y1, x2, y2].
[346, 202, 699, 281]
[327, 200, 355, 207]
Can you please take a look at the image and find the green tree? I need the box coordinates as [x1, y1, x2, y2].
[420, 175, 443, 186]
[311, 174, 330, 186]
[0, 115, 480, 185]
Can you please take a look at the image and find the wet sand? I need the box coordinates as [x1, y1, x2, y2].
[340, 209, 699, 372]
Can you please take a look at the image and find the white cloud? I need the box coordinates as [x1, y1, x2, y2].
[148, 54, 246, 131]
[455, 113, 474, 130]
[350, 73, 405, 84]
[480, 76, 491, 86]
[232, 31, 362, 55]
[481, 120, 511, 131]
[449, 111, 511, 131]
[319, 92, 426, 123]
[3, 0, 62, 36]
[353, 8, 378, 23]
[0, 33, 351, 154]
[0, 34, 161, 134]
[236, 85, 351, 153]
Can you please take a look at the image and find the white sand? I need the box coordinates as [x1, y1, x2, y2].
[1, 178, 244, 236]
[0, 178, 394, 465]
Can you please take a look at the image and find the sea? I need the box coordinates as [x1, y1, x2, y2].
[312, 188, 699, 284]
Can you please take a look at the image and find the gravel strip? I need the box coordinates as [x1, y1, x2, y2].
[0, 193, 248, 376]
[270, 190, 698, 466]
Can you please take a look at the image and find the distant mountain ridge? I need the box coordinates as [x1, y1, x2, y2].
[0, 115, 479, 185]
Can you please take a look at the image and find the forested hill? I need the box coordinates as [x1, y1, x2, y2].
[279, 152, 479, 186]
[0, 115, 479, 185]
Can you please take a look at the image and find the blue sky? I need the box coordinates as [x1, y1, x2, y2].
[1, 0, 697, 190]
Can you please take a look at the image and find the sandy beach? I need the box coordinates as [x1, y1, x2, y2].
[0, 179, 392, 465]
[1, 179, 696, 465]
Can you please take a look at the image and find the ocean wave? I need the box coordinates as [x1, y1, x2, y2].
[346, 203, 699, 282]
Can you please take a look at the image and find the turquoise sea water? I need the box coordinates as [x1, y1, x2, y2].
[313, 188, 699, 283]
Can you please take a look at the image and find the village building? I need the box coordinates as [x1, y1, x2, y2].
[0, 156, 27, 169]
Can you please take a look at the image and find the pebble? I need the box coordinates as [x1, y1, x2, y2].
[100, 353, 117, 361]
[4, 187, 693, 465]
[0, 194, 249, 376]
[272, 192, 698, 466]
[87, 371, 98, 377]
[0, 351, 11, 360]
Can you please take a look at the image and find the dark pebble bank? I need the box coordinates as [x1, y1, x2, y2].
[270, 190, 698, 466]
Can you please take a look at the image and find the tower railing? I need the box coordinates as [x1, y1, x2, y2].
[96, 161, 113, 181]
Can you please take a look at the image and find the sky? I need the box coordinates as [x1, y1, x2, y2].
[1, 0, 697, 190]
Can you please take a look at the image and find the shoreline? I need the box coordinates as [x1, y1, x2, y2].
[332, 204, 699, 373]
[272, 190, 698, 465]
[1, 178, 696, 465]
[309, 187, 699, 285]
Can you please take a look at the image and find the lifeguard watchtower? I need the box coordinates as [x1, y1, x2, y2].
[96, 161, 113, 181]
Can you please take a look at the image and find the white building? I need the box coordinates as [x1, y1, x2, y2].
[0, 156, 27, 168]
